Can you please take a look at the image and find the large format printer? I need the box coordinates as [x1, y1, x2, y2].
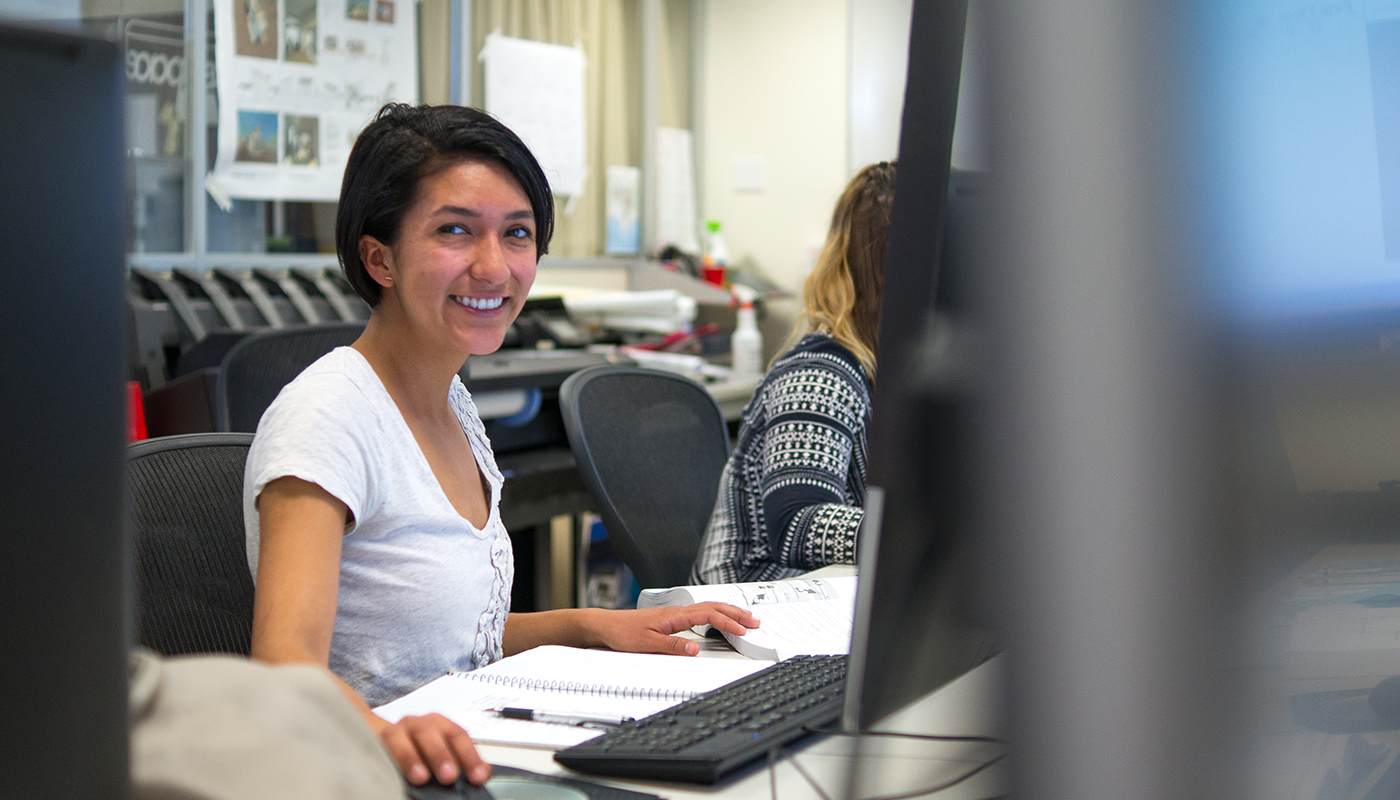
[127, 264, 617, 612]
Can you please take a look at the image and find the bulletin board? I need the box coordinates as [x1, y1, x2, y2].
[210, 0, 418, 201]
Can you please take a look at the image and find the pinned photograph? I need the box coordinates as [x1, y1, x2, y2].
[284, 115, 320, 166]
[374, 0, 394, 23]
[284, 0, 317, 64]
[235, 0, 277, 59]
[346, 0, 368, 21]
[235, 110, 279, 163]
[605, 165, 641, 255]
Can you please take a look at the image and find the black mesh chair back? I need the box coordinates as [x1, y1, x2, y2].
[217, 322, 366, 432]
[127, 433, 256, 655]
[560, 365, 730, 589]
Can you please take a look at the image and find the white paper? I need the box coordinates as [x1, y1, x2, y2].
[562, 289, 688, 315]
[639, 577, 859, 660]
[563, 289, 698, 335]
[640, 576, 858, 608]
[211, 0, 418, 201]
[1287, 604, 1400, 676]
[481, 34, 587, 197]
[373, 646, 767, 749]
[605, 165, 640, 254]
[374, 677, 673, 749]
[656, 127, 699, 252]
[737, 599, 855, 661]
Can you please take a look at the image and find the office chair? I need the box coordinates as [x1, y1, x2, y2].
[127, 432, 256, 656]
[216, 321, 365, 432]
[559, 365, 731, 589]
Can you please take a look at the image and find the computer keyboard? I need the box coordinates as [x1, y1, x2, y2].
[553, 655, 847, 784]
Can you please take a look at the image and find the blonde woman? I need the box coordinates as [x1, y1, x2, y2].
[692, 162, 895, 584]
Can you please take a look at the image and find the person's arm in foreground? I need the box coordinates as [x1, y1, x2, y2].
[251, 476, 489, 787]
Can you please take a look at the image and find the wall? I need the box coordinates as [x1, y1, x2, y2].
[849, 0, 988, 173]
[848, 0, 910, 172]
[1270, 345, 1400, 493]
[699, 0, 849, 292]
[952, 0, 989, 172]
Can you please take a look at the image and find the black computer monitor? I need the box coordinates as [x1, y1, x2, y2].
[841, 0, 998, 733]
[0, 21, 130, 798]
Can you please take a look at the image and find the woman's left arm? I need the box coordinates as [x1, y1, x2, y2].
[502, 604, 758, 657]
[758, 360, 870, 572]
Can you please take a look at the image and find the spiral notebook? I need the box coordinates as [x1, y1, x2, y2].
[373, 645, 768, 749]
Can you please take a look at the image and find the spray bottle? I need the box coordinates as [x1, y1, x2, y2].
[730, 283, 763, 382]
[702, 220, 729, 287]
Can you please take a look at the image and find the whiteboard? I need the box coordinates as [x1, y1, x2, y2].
[481, 33, 587, 197]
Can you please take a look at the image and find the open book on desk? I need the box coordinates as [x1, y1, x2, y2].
[638, 576, 857, 661]
[373, 646, 767, 749]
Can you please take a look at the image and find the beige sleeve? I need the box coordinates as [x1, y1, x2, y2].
[129, 648, 403, 800]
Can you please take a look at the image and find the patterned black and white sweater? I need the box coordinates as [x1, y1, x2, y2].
[690, 333, 871, 584]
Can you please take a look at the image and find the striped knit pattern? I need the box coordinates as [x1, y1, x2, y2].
[691, 334, 871, 584]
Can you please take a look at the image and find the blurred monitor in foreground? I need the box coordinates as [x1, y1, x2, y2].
[0, 19, 130, 799]
[1207, 2, 1400, 584]
[1208, 3, 1400, 319]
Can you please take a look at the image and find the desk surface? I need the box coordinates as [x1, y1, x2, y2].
[475, 646, 1006, 800]
[1245, 544, 1400, 797]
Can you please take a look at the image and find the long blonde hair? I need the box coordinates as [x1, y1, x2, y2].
[790, 162, 896, 378]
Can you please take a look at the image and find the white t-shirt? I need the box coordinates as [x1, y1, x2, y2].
[243, 347, 513, 707]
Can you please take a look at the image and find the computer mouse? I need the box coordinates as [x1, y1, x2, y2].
[404, 776, 495, 800]
[1367, 675, 1400, 723]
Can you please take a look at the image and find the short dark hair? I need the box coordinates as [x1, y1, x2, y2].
[335, 103, 555, 306]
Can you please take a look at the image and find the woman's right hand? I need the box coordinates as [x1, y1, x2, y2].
[378, 713, 491, 786]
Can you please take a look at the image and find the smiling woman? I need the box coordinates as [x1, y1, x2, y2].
[358, 159, 539, 369]
[335, 104, 554, 308]
[242, 104, 760, 789]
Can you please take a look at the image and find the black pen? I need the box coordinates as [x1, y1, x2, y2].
[493, 707, 632, 727]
